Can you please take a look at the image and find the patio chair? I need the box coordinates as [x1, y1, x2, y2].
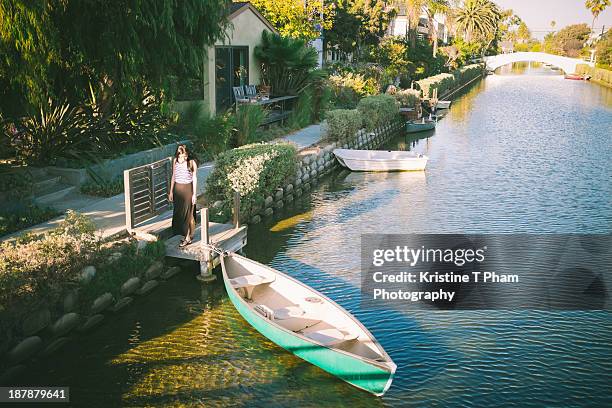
[233, 86, 249, 104]
[245, 85, 258, 98]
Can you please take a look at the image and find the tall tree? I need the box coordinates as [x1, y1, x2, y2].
[325, 0, 395, 62]
[404, 0, 427, 48]
[426, 0, 449, 57]
[517, 22, 531, 43]
[249, 0, 334, 40]
[0, 0, 232, 117]
[585, 0, 610, 35]
[454, 0, 500, 43]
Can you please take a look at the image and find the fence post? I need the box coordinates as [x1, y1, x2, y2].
[197, 207, 216, 282]
[233, 192, 241, 229]
[124, 169, 133, 232]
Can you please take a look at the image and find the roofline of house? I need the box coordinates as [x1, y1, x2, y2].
[230, 3, 279, 34]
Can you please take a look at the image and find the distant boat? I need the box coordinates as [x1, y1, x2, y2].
[436, 100, 452, 109]
[334, 148, 428, 171]
[564, 74, 590, 80]
[221, 252, 397, 396]
[406, 118, 436, 133]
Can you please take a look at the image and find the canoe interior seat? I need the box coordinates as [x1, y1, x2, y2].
[254, 304, 321, 332]
[230, 274, 275, 300]
[304, 328, 359, 347]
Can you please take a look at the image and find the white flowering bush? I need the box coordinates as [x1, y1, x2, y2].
[394, 89, 421, 107]
[205, 143, 297, 219]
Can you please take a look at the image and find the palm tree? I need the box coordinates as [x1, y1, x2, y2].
[404, 0, 426, 48]
[454, 0, 500, 43]
[426, 0, 450, 57]
[585, 0, 610, 35]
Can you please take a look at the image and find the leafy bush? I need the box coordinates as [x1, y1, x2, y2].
[0, 203, 60, 238]
[393, 89, 421, 107]
[0, 171, 33, 198]
[329, 72, 378, 108]
[6, 91, 173, 167]
[417, 73, 455, 98]
[189, 111, 235, 160]
[357, 94, 399, 131]
[0, 212, 98, 321]
[81, 176, 123, 197]
[417, 64, 482, 98]
[325, 109, 362, 141]
[11, 99, 87, 166]
[255, 31, 323, 96]
[205, 143, 297, 220]
[234, 104, 267, 146]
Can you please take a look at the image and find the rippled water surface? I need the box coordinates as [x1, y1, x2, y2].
[25, 65, 612, 407]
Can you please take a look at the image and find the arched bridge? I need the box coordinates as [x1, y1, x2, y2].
[484, 52, 594, 74]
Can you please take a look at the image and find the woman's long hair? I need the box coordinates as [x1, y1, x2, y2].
[175, 144, 197, 172]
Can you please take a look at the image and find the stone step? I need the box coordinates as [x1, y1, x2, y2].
[33, 183, 77, 206]
[33, 175, 63, 193]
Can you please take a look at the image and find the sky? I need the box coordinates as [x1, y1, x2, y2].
[494, 0, 612, 39]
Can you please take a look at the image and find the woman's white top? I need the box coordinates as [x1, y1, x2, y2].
[174, 160, 193, 184]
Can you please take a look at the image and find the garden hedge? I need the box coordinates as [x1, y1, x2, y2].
[205, 143, 297, 219]
[417, 64, 483, 98]
[325, 109, 362, 141]
[357, 94, 399, 131]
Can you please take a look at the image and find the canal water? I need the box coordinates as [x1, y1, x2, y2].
[25, 64, 612, 407]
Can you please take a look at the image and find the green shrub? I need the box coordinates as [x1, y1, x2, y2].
[325, 109, 362, 141]
[393, 89, 421, 107]
[0, 203, 60, 238]
[255, 31, 322, 95]
[190, 111, 235, 160]
[329, 72, 377, 108]
[0, 171, 33, 198]
[416, 63, 482, 98]
[417, 72, 455, 98]
[0, 212, 99, 328]
[234, 104, 267, 146]
[205, 143, 297, 220]
[357, 94, 399, 131]
[81, 176, 123, 197]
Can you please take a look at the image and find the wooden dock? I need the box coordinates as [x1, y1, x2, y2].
[124, 160, 247, 281]
[165, 210, 247, 280]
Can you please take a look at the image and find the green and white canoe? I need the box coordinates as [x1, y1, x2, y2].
[406, 119, 436, 133]
[220, 252, 396, 396]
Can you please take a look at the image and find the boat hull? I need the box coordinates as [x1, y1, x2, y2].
[223, 277, 395, 396]
[333, 149, 428, 172]
[406, 121, 436, 133]
[436, 100, 451, 109]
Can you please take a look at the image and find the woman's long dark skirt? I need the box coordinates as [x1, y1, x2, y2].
[172, 182, 195, 237]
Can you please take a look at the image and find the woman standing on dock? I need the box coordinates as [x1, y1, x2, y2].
[169, 144, 197, 248]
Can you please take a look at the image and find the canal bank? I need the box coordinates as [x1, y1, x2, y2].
[10, 64, 612, 407]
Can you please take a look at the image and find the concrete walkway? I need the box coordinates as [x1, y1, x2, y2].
[2, 123, 327, 242]
[279, 122, 326, 149]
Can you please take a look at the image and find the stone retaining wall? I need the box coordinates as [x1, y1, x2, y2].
[245, 118, 405, 223]
[0, 255, 184, 385]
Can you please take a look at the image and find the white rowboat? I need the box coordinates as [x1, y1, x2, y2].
[333, 149, 428, 171]
[436, 100, 452, 109]
[221, 252, 397, 395]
